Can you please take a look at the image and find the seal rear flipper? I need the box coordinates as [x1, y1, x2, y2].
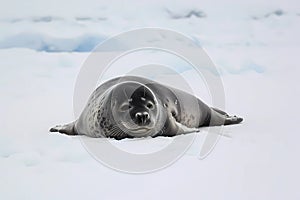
[211, 107, 229, 116]
[224, 115, 243, 125]
[208, 109, 243, 126]
[49, 121, 78, 136]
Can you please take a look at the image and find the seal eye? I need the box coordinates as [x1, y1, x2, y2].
[120, 103, 132, 112]
[146, 102, 154, 110]
[171, 111, 176, 117]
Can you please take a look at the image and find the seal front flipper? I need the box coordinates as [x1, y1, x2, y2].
[175, 121, 201, 135]
[49, 121, 77, 136]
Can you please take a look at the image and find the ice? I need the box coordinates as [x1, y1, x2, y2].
[0, 33, 106, 52]
[1, 0, 300, 199]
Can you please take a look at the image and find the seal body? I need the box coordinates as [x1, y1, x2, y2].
[50, 76, 243, 139]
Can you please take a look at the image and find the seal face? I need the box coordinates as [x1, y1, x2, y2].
[50, 76, 243, 139]
[110, 82, 164, 138]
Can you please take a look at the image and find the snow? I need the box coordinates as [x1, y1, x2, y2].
[1, 0, 300, 199]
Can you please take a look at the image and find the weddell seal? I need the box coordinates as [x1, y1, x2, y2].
[50, 76, 243, 139]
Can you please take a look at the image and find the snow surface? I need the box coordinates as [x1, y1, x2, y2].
[1, 0, 300, 199]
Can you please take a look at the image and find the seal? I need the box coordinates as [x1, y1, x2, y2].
[50, 76, 243, 139]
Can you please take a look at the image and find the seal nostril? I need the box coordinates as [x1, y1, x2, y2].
[143, 112, 150, 120]
[135, 112, 141, 118]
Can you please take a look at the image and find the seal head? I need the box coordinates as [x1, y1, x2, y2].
[110, 81, 165, 138]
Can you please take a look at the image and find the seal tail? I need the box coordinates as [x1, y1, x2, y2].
[49, 121, 77, 136]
